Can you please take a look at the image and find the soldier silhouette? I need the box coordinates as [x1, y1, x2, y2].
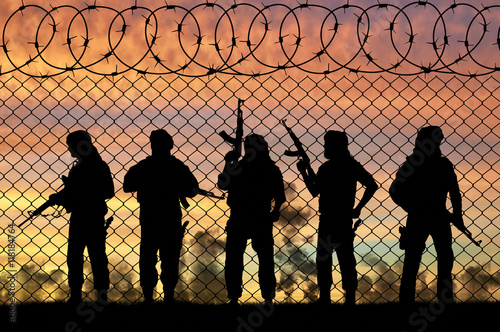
[218, 134, 286, 305]
[297, 130, 378, 305]
[48, 130, 114, 304]
[123, 129, 199, 304]
[390, 126, 464, 305]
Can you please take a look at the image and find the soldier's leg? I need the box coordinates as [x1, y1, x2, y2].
[67, 223, 86, 302]
[87, 222, 110, 301]
[400, 221, 428, 305]
[316, 222, 336, 301]
[251, 227, 276, 301]
[335, 224, 358, 305]
[225, 228, 247, 302]
[140, 229, 159, 303]
[432, 223, 454, 303]
[159, 228, 183, 302]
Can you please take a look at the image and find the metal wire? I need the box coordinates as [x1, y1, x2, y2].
[1, 72, 498, 304]
[0, 1, 499, 305]
[0, 1, 499, 78]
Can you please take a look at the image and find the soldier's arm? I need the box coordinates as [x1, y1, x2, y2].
[97, 163, 115, 200]
[217, 151, 241, 191]
[353, 162, 378, 218]
[48, 173, 74, 209]
[123, 163, 140, 193]
[48, 190, 66, 208]
[447, 159, 464, 226]
[180, 163, 199, 198]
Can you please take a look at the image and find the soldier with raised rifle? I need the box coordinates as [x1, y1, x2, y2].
[292, 128, 378, 306]
[217, 100, 286, 305]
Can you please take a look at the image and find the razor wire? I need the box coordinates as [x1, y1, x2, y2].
[0, 1, 499, 78]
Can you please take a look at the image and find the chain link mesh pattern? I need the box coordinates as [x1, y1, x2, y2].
[1, 72, 499, 304]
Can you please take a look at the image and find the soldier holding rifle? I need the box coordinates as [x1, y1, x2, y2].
[286, 125, 378, 306]
[218, 100, 286, 305]
[390, 126, 479, 305]
[21, 130, 115, 305]
[124, 129, 204, 304]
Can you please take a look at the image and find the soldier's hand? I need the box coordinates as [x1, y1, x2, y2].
[271, 209, 281, 222]
[452, 212, 465, 230]
[224, 150, 240, 162]
[296, 159, 307, 174]
[352, 206, 361, 219]
[48, 194, 58, 204]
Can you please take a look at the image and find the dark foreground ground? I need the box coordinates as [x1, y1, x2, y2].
[3, 301, 499, 332]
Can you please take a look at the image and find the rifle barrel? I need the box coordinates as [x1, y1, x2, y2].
[447, 211, 482, 247]
[18, 200, 52, 228]
[18, 215, 34, 228]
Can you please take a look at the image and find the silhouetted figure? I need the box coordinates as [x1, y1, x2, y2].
[218, 134, 286, 305]
[297, 130, 378, 305]
[123, 129, 198, 304]
[48, 130, 114, 304]
[390, 126, 463, 305]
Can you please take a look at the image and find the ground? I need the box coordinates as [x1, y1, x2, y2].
[2, 301, 498, 332]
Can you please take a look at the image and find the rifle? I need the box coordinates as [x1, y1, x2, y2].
[281, 119, 316, 177]
[447, 211, 482, 247]
[194, 188, 225, 200]
[179, 188, 225, 209]
[18, 199, 54, 228]
[18, 177, 67, 228]
[219, 99, 244, 157]
[398, 212, 482, 250]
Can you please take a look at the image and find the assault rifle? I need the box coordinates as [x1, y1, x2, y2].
[447, 211, 482, 247]
[179, 187, 225, 209]
[281, 119, 316, 177]
[21, 202, 114, 235]
[399, 212, 482, 250]
[219, 99, 244, 157]
[18, 176, 68, 229]
[194, 188, 225, 200]
[18, 199, 55, 228]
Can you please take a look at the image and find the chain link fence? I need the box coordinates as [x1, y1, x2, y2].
[1, 72, 499, 304]
[0, 0, 499, 305]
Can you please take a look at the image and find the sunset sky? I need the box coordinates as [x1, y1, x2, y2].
[1, 0, 499, 304]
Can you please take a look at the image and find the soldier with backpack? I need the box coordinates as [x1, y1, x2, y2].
[390, 126, 464, 305]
